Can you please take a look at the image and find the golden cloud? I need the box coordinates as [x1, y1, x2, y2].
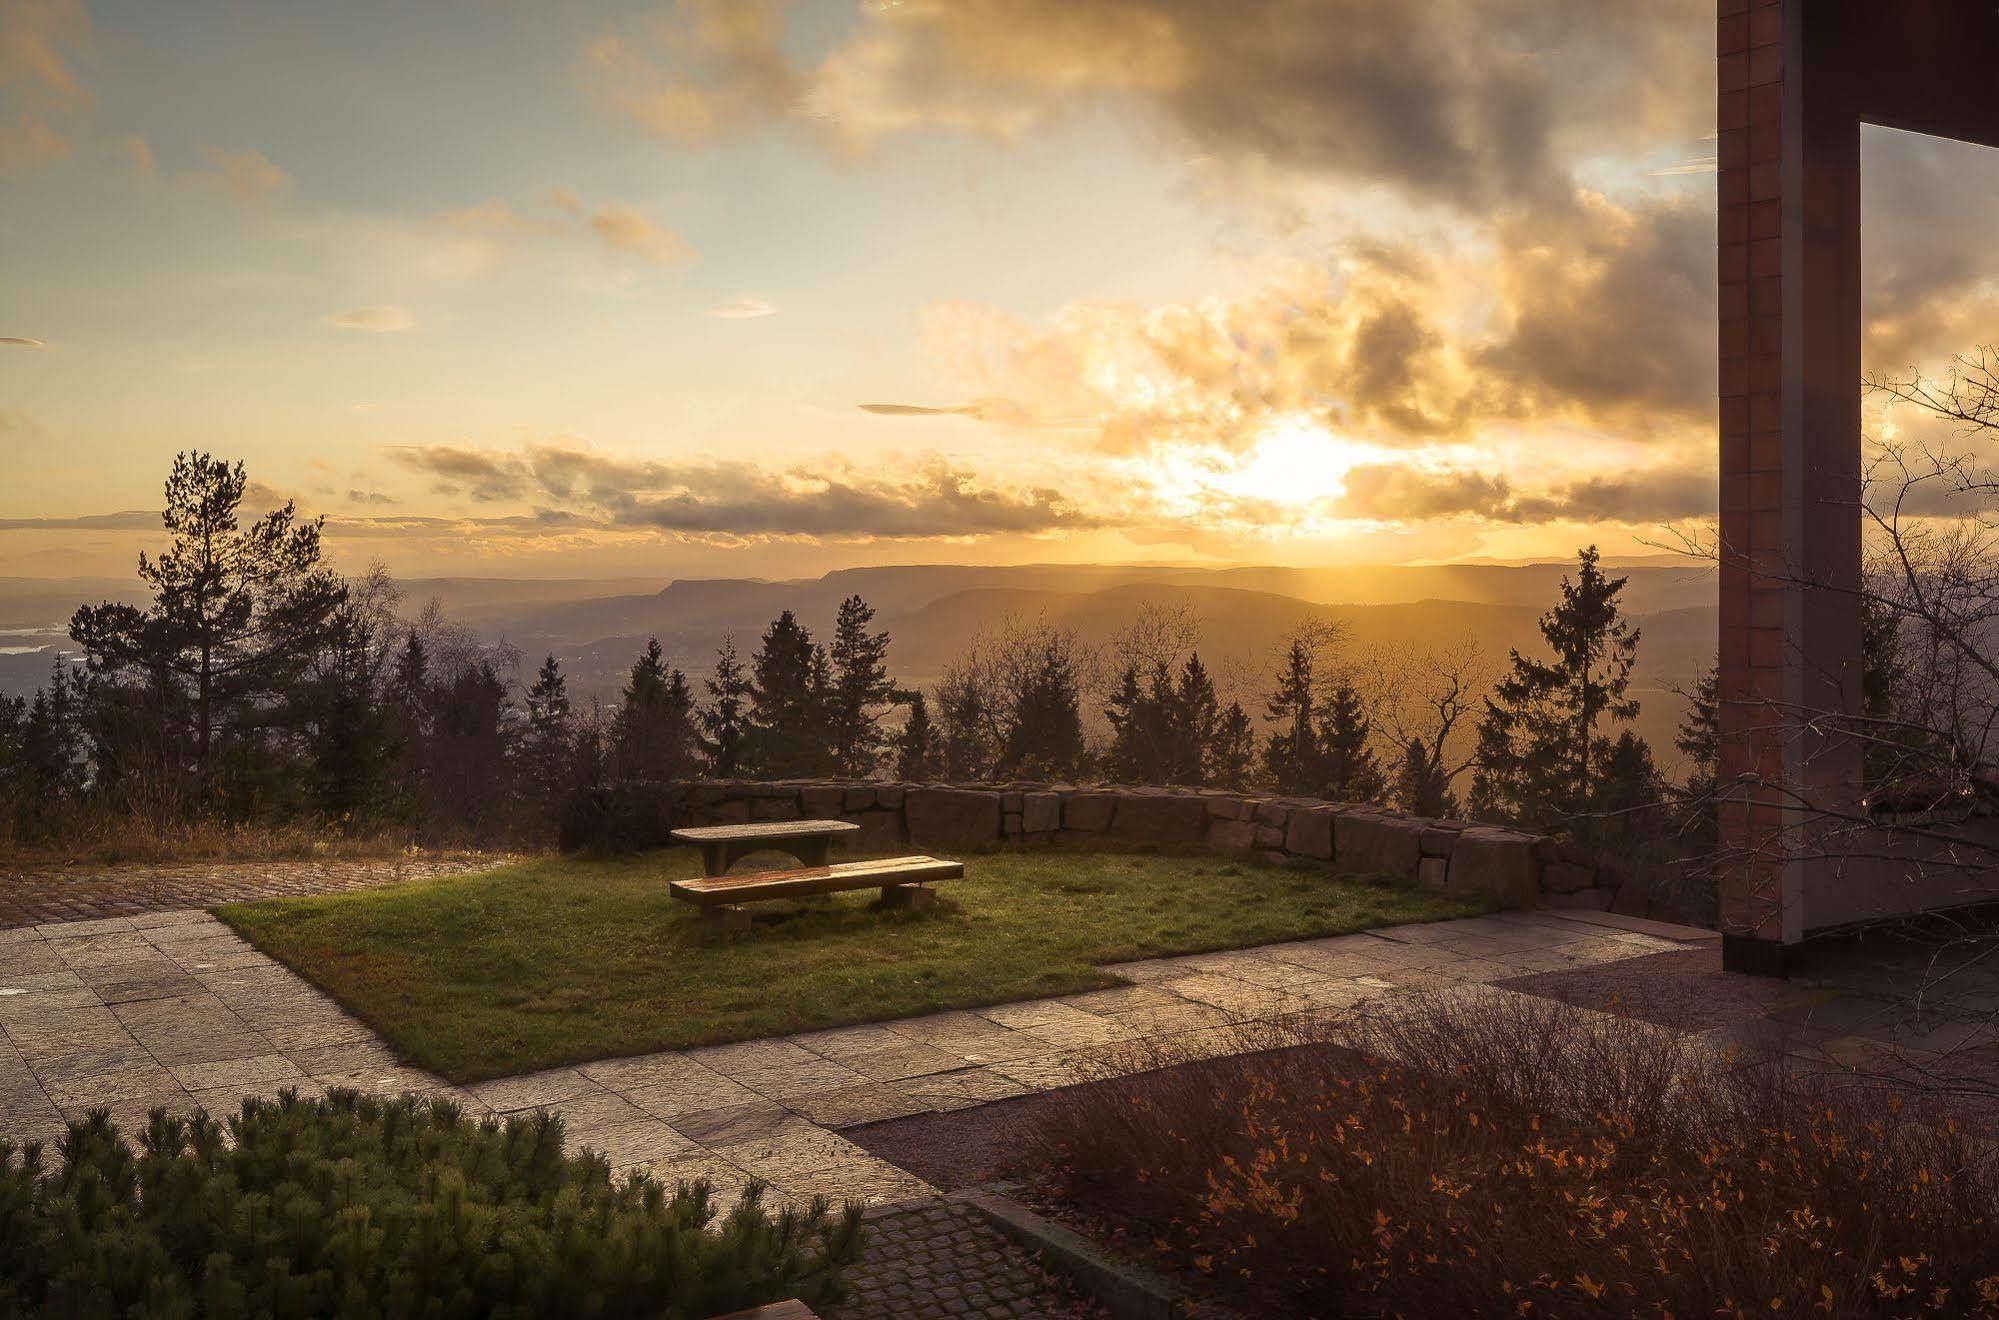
[0, 0, 92, 173]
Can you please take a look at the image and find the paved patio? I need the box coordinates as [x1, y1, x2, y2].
[0, 905, 1698, 1198]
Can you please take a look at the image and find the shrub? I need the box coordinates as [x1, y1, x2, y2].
[557, 782, 692, 855]
[1023, 993, 1999, 1316]
[0, 1089, 862, 1319]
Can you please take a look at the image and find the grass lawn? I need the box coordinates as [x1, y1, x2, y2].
[217, 847, 1486, 1083]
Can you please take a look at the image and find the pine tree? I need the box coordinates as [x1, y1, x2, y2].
[1395, 736, 1455, 818]
[1263, 639, 1320, 795]
[1318, 683, 1384, 803]
[1170, 653, 1222, 786]
[1470, 545, 1648, 831]
[747, 611, 832, 777]
[298, 601, 396, 822]
[520, 654, 577, 819]
[829, 595, 896, 777]
[1001, 641, 1086, 778]
[69, 452, 346, 784]
[699, 638, 752, 777]
[937, 672, 996, 780]
[895, 691, 940, 780]
[1212, 700, 1257, 790]
[615, 638, 696, 781]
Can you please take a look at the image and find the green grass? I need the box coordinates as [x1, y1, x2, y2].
[217, 847, 1486, 1083]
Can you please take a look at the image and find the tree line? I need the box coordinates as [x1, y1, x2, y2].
[0, 452, 1700, 854]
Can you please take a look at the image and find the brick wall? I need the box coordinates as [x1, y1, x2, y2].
[1716, 0, 1789, 942]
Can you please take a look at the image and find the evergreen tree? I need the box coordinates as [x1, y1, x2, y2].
[894, 690, 941, 780]
[1170, 654, 1222, 786]
[1318, 683, 1385, 803]
[1263, 639, 1320, 795]
[1001, 641, 1086, 778]
[383, 632, 431, 821]
[1469, 545, 1647, 831]
[936, 671, 997, 780]
[424, 659, 511, 841]
[69, 452, 346, 785]
[1102, 666, 1148, 782]
[699, 638, 752, 777]
[1676, 665, 1719, 801]
[297, 601, 396, 822]
[615, 638, 697, 781]
[1395, 736, 1456, 818]
[519, 654, 577, 819]
[747, 611, 833, 776]
[829, 595, 897, 777]
[1212, 700, 1257, 790]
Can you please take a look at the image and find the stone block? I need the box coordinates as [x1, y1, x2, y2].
[1206, 818, 1257, 851]
[1540, 862, 1596, 894]
[710, 799, 751, 824]
[875, 785, 905, 809]
[905, 787, 1002, 849]
[1001, 791, 1024, 811]
[1254, 799, 1294, 826]
[1335, 812, 1423, 879]
[1446, 827, 1540, 909]
[1108, 792, 1208, 845]
[800, 785, 845, 817]
[749, 796, 799, 821]
[1419, 827, 1461, 858]
[1417, 856, 1449, 890]
[1283, 807, 1335, 859]
[1021, 792, 1062, 834]
[1003, 811, 1024, 837]
[1545, 887, 1613, 910]
[1063, 792, 1118, 832]
[1254, 824, 1285, 850]
[844, 786, 876, 811]
[840, 809, 905, 854]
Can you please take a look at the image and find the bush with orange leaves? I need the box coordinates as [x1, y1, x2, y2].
[1022, 989, 1999, 1317]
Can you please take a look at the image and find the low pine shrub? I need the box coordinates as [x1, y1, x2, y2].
[0, 1088, 862, 1319]
[1023, 993, 1999, 1316]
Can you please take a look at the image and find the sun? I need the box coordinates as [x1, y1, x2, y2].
[1191, 413, 1415, 512]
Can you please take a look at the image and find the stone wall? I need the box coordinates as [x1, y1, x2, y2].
[652, 779, 1644, 915]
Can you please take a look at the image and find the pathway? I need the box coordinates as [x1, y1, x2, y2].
[0, 856, 506, 928]
[0, 905, 1710, 1317]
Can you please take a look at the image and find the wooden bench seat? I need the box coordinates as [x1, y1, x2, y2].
[671, 855, 962, 931]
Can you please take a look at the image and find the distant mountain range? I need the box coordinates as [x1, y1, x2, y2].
[0, 559, 1717, 774]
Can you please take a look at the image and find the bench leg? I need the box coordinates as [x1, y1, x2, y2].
[702, 904, 753, 933]
[881, 884, 935, 913]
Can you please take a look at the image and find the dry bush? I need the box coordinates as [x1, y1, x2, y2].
[1022, 993, 1999, 1316]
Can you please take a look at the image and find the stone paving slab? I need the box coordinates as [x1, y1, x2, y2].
[0, 906, 1721, 1310]
[0, 857, 509, 929]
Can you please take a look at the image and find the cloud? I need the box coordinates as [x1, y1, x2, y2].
[0, 510, 159, 531]
[587, 0, 804, 144]
[1, 336, 45, 348]
[1331, 462, 1714, 525]
[385, 441, 1099, 541]
[591, 0, 1709, 212]
[347, 490, 396, 506]
[433, 190, 690, 272]
[193, 146, 292, 205]
[0, 0, 92, 173]
[713, 296, 777, 319]
[324, 305, 416, 333]
[585, 202, 690, 266]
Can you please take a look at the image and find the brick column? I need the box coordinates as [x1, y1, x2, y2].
[1715, 0, 1865, 971]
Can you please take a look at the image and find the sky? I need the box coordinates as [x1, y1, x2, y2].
[3, 0, 1997, 583]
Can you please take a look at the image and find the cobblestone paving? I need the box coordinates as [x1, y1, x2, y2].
[0, 856, 506, 928]
[0, 905, 1706, 1307]
[824, 1199, 1097, 1319]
